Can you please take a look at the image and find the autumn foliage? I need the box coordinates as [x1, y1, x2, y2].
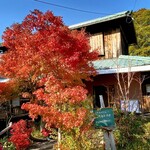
[9, 120, 32, 150]
[0, 81, 18, 103]
[0, 9, 98, 131]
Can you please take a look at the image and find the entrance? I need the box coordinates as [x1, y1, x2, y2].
[94, 86, 108, 108]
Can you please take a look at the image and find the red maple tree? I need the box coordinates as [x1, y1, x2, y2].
[0, 81, 18, 103]
[0, 9, 98, 130]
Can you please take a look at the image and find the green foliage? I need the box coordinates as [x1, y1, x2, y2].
[114, 111, 150, 149]
[60, 128, 90, 150]
[144, 121, 150, 145]
[0, 137, 15, 150]
[31, 129, 44, 139]
[129, 9, 150, 56]
[59, 128, 104, 150]
[54, 97, 104, 150]
[84, 129, 104, 150]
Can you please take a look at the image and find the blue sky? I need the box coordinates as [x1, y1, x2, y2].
[0, 0, 149, 42]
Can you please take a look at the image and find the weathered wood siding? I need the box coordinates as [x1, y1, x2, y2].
[89, 32, 104, 55]
[104, 29, 121, 58]
[89, 29, 122, 59]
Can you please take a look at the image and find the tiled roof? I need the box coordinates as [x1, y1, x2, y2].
[93, 55, 150, 70]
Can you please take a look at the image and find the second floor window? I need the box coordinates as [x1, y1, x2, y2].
[89, 29, 122, 58]
[89, 32, 104, 56]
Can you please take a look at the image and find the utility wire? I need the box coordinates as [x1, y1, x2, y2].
[34, 0, 111, 15]
[132, 0, 138, 11]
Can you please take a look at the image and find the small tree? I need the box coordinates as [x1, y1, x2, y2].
[0, 9, 98, 149]
[109, 56, 145, 112]
[116, 71, 135, 101]
[9, 120, 32, 150]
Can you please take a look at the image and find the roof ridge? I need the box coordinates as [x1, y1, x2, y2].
[69, 10, 130, 29]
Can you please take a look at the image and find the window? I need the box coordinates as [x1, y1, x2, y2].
[146, 84, 150, 95]
[89, 32, 104, 55]
[120, 100, 140, 113]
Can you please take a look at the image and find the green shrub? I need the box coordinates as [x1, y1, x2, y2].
[0, 137, 15, 150]
[59, 128, 104, 150]
[114, 111, 150, 149]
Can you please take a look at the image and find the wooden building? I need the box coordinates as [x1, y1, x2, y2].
[70, 11, 150, 113]
[69, 11, 137, 59]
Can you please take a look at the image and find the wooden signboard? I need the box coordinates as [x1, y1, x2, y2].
[94, 108, 115, 128]
[94, 95, 116, 150]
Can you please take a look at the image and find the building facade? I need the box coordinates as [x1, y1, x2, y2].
[70, 11, 150, 113]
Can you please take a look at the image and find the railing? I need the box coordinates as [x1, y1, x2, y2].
[0, 122, 12, 136]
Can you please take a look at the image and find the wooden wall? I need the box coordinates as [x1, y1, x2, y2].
[86, 73, 143, 110]
[104, 29, 121, 58]
[89, 28, 122, 59]
[89, 32, 104, 56]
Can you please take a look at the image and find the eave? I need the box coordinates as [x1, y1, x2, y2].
[93, 55, 150, 75]
[69, 11, 137, 45]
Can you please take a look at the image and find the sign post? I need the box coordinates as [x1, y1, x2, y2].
[94, 95, 116, 150]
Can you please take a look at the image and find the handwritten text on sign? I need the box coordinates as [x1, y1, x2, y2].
[94, 108, 115, 128]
